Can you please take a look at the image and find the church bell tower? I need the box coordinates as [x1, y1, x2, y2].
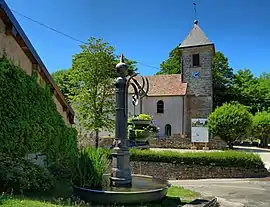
[179, 20, 215, 137]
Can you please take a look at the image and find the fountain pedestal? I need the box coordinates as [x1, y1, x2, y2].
[110, 54, 132, 187]
[110, 148, 132, 187]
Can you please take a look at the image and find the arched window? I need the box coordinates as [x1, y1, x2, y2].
[165, 124, 171, 137]
[157, 100, 164, 113]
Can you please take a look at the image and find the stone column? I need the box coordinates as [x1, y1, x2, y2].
[110, 54, 132, 187]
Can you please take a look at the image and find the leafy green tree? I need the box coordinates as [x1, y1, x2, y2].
[156, 46, 181, 75]
[252, 111, 270, 147]
[52, 50, 137, 102]
[51, 69, 75, 103]
[212, 52, 234, 108]
[257, 73, 270, 112]
[231, 70, 270, 114]
[70, 37, 116, 148]
[208, 103, 252, 148]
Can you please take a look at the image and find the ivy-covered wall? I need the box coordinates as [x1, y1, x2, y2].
[0, 57, 78, 168]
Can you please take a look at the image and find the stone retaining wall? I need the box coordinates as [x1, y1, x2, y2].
[150, 134, 227, 150]
[128, 161, 269, 180]
[88, 134, 227, 150]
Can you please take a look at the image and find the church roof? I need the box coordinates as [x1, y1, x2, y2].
[130, 74, 187, 96]
[179, 20, 213, 49]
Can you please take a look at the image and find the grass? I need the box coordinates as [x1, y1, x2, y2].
[0, 180, 199, 207]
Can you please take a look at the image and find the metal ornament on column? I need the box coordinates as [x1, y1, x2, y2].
[110, 54, 149, 187]
[129, 73, 149, 116]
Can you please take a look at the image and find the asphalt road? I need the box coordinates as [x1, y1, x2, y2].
[170, 178, 270, 207]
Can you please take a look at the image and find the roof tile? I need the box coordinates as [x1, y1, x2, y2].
[129, 74, 187, 96]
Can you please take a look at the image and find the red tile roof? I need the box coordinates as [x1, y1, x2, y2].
[129, 74, 187, 96]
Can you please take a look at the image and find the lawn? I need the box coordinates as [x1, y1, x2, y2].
[0, 180, 199, 207]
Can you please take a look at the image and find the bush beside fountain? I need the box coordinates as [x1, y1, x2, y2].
[128, 114, 159, 144]
[71, 147, 170, 205]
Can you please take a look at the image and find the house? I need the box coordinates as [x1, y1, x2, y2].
[0, 0, 74, 126]
[101, 20, 214, 139]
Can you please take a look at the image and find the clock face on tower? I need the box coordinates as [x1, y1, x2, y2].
[192, 72, 200, 79]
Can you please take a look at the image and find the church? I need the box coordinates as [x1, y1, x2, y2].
[102, 20, 214, 139]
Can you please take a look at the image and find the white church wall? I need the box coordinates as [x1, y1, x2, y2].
[143, 96, 184, 137]
[99, 95, 184, 138]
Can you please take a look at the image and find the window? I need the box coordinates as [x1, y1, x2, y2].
[165, 124, 172, 137]
[192, 54, 200, 66]
[157, 100, 164, 113]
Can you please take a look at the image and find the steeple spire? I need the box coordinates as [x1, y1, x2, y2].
[179, 21, 213, 49]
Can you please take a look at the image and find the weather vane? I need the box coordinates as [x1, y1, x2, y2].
[193, 2, 197, 21]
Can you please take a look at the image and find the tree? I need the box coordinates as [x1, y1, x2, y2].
[70, 37, 116, 148]
[51, 69, 75, 103]
[212, 52, 234, 109]
[52, 53, 137, 103]
[257, 73, 270, 112]
[156, 46, 181, 75]
[231, 69, 270, 114]
[252, 111, 270, 148]
[208, 103, 252, 148]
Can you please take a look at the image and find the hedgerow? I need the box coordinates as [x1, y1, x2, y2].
[0, 57, 78, 169]
[0, 153, 54, 193]
[99, 148, 264, 169]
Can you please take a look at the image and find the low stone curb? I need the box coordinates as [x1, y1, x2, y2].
[183, 197, 219, 207]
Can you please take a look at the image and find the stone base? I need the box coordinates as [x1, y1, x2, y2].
[191, 146, 197, 150]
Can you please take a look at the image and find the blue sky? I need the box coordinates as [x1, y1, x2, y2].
[4, 0, 270, 77]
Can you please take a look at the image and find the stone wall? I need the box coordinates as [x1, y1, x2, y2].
[180, 45, 214, 137]
[82, 134, 227, 150]
[150, 134, 227, 150]
[129, 161, 269, 180]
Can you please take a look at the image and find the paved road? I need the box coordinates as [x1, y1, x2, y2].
[170, 178, 270, 207]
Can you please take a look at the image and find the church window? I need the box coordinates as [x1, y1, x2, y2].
[165, 124, 172, 137]
[157, 100, 164, 113]
[192, 54, 200, 66]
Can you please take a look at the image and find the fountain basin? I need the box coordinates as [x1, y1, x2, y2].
[73, 174, 170, 204]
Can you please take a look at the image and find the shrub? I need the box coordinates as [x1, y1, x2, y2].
[0, 57, 78, 170]
[0, 153, 54, 193]
[71, 148, 109, 189]
[137, 113, 152, 120]
[252, 111, 270, 147]
[208, 103, 252, 148]
[129, 149, 264, 169]
[91, 148, 264, 169]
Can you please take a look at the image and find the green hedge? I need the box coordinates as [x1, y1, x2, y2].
[0, 57, 78, 169]
[100, 148, 264, 169]
[0, 153, 54, 193]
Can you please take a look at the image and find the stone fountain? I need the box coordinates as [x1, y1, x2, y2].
[73, 54, 170, 205]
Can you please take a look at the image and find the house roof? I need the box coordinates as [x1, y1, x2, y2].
[179, 20, 213, 49]
[129, 74, 187, 96]
[0, 0, 74, 123]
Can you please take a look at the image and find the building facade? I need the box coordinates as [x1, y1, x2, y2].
[0, 0, 74, 126]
